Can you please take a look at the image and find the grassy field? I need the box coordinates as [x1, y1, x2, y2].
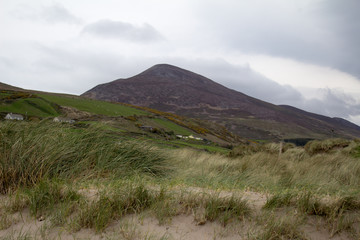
[0, 98, 59, 118]
[171, 139, 231, 154]
[151, 118, 193, 136]
[0, 122, 359, 239]
[148, 138, 230, 154]
[39, 94, 149, 117]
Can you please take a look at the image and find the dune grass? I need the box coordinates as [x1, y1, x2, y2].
[0, 121, 170, 193]
[1, 120, 359, 196]
[171, 140, 360, 194]
[1, 121, 360, 238]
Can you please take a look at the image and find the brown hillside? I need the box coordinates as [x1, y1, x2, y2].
[0, 82, 23, 91]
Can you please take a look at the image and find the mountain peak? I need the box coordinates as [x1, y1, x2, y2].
[143, 64, 188, 73]
[138, 64, 205, 81]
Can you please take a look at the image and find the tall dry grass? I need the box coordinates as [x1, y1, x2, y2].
[0, 121, 171, 193]
[171, 140, 360, 194]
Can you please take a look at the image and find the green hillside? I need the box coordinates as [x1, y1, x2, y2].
[0, 91, 59, 117]
[39, 94, 148, 117]
[0, 90, 233, 153]
[150, 118, 193, 135]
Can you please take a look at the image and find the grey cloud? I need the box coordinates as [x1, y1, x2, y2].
[216, 67, 304, 106]
[318, 0, 360, 77]
[13, 3, 82, 24]
[303, 89, 360, 118]
[82, 19, 163, 42]
[193, 0, 360, 79]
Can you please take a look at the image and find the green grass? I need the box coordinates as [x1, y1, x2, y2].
[77, 120, 126, 132]
[254, 213, 307, 240]
[0, 98, 59, 117]
[25, 180, 81, 218]
[152, 118, 193, 135]
[304, 138, 351, 155]
[202, 195, 251, 226]
[0, 121, 171, 193]
[353, 146, 360, 158]
[39, 94, 149, 117]
[0, 92, 12, 98]
[169, 141, 360, 193]
[172, 139, 230, 154]
[263, 191, 294, 209]
[149, 138, 230, 154]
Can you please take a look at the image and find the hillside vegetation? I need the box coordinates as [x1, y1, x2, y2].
[0, 122, 359, 239]
[0, 90, 233, 153]
[39, 94, 149, 117]
[0, 91, 60, 118]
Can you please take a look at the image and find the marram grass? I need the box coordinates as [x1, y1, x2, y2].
[0, 121, 171, 193]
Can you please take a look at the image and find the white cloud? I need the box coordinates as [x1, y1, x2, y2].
[10, 2, 82, 24]
[242, 55, 360, 93]
[40, 3, 82, 24]
[82, 19, 164, 42]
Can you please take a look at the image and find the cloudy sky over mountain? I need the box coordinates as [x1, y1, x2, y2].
[1, 0, 360, 124]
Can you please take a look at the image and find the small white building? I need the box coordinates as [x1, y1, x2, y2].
[140, 125, 154, 131]
[176, 134, 203, 141]
[53, 117, 75, 123]
[188, 135, 203, 141]
[5, 113, 24, 121]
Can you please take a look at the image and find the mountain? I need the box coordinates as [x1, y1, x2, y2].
[82, 64, 360, 140]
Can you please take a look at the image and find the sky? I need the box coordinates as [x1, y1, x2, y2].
[1, 0, 360, 125]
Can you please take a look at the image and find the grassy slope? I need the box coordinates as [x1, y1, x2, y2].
[0, 90, 231, 153]
[38, 93, 228, 151]
[151, 118, 193, 135]
[149, 138, 231, 153]
[39, 94, 148, 117]
[0, 98, 59, 118]
[171, 139, 231, 153]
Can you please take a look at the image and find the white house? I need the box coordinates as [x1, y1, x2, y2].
[176, 134, 203, 141]
[5, 113, 24, 121]
[139, 125, 154, 131]
[53, 117, 75, 123]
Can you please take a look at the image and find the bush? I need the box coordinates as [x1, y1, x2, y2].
[228, 143, 262, 157]
[304, 138, 350, 155]
[229, 142, 296, 157]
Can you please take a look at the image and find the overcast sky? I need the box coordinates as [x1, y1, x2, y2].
[1, 0, 360, 125]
